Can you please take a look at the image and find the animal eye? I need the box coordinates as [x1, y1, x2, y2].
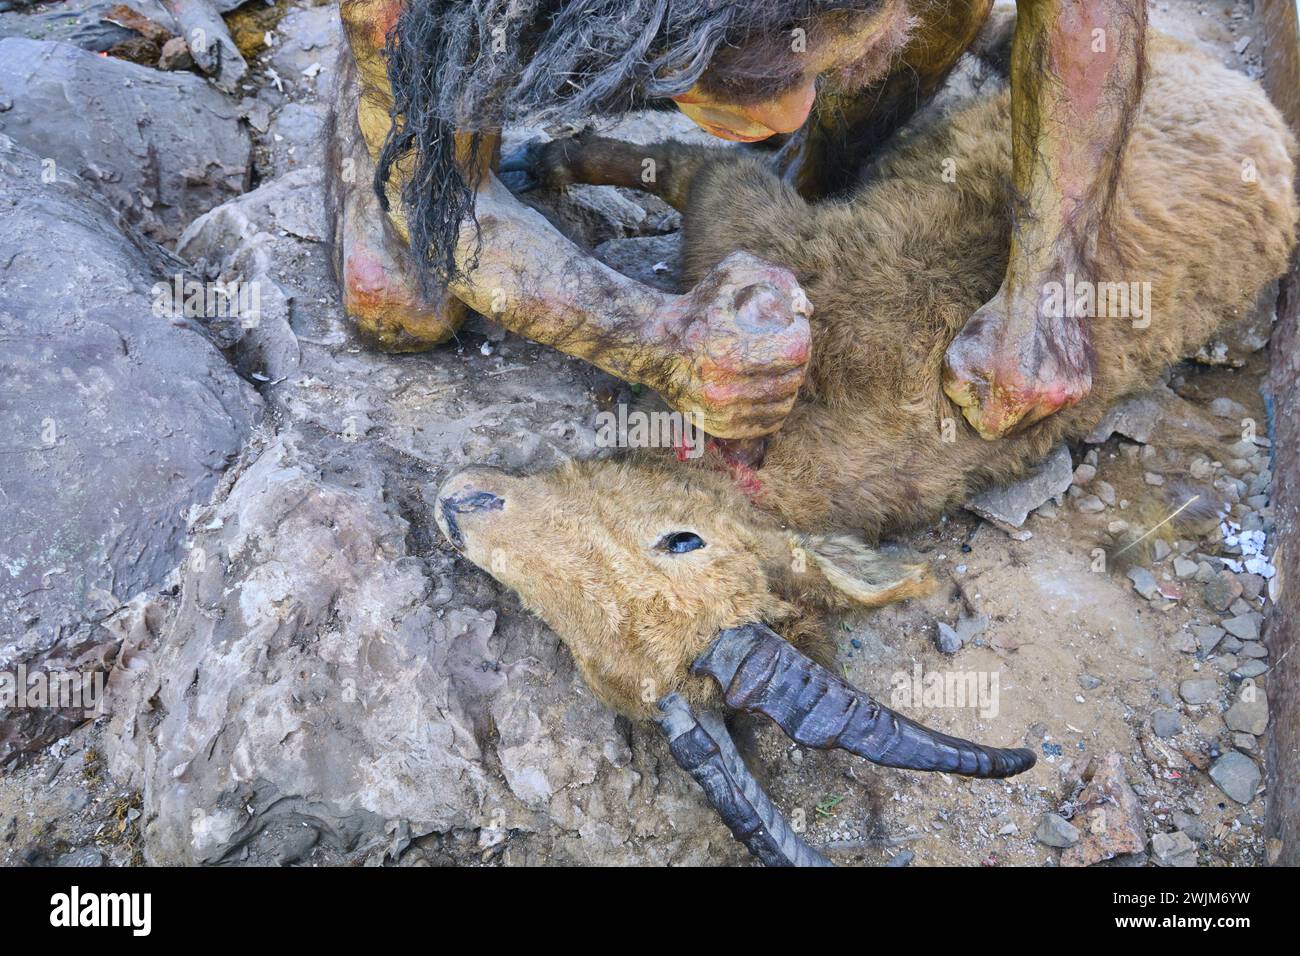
[657, 531, 706, 554]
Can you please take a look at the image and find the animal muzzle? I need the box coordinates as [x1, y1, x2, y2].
[435, 469, 507, 550]
[657, 622, 1036, 867]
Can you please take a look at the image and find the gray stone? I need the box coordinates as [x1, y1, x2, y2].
[157, 35, 192, 71]
[266, 101, 327, 175]
[158, 0, 246, 90]
[1234, 660, 1268, 679]
[1151, 709, 1182, 739]
[1178, 679, 1219, 706]
[1173, 557, 1199, 579]
[1238, 641, 1267, 659]
[56, 847, 105, 867]
[103, 433, 744, 865]
[1086, 394, 1162, 443]
[965, 444, 1073, 530]
[1233, 733, 1257, 751]
[1036, 813, 1080, 848]
[1076, 494, 1105, 513]
[1128, 567, 1160, 601]
[1224, 686, 1268, 735]
[1203, 572, 1244, 612]
[1061, 752, 1147, 867]
[1223, 615, 1260, 642]
[0, 38, 251, 241]
[1072, 463, 1096, 485]
[1172, 812, 1206, 842]
[0, 0, 177, 53]
[267, 2, 342, 99]
[1095, 481, 1118, 506]
[0, 136, 261, 764]
[1190, 625, 1226, 655]
[935, 622, 962, 654]
[1209, 397, 1250, 419]
[177, 166, 326, 384]
[1150, 830, 1197, 867]
[1208, 751, 1261, 804]
[1078, 674, 1102, 691]
[955, 612, 990, 644]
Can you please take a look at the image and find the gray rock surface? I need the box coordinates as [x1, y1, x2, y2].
[1208, 751, 1261, 805]
[0, 38, 250, 242]
[0, 135, 261, 764]
[594, 235, 681, 291]
[177, 165, 325, 383]
[935, 622, 962, 655]
[266, 2, 341, 100]
[1224, 685, 1268, 736]
[1060, 752, 1147, 867]
[966, 444, 1073, 531]
[1128, 567, 1160, 601]
[158, 0, 246, 91]
[1150, 830, 1196, 867]
[0, 0, 177, 52]
[1178, 679, 1219, 706]
[1035, 813, 1080, 848]
[1086, 393, 1163, 444]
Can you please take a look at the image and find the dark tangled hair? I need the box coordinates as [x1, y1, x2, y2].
[374, 0, 888, 293]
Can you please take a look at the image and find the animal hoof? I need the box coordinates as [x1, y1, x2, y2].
[497, 140, 545, 192]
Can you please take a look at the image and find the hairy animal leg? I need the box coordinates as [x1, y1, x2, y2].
[331, 0, 468, 351]
[501, 134, 735, 211]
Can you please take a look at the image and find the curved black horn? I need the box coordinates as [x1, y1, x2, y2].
[657, 693, 832, 867]
[692, 623, 1036, 778]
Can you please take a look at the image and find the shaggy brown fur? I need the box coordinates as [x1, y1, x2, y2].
[438, 35, 1298, 720]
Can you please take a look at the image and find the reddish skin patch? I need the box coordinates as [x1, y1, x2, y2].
[363, 0, 405, 50]
[342, 246, 395, 312]
[704, 439, 766, 501]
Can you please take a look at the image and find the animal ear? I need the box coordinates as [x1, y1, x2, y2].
[797, 533, 934, 608]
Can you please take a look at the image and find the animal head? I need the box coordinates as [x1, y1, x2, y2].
[435, 457, 931, 719]
[436, 457, 1033, 868]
